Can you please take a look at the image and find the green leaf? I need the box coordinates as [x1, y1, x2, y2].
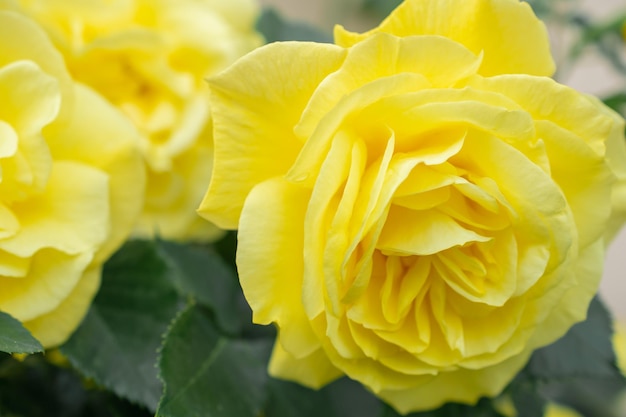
[61, 240, 180, 412]
[539, 377, 626, 417]
[526, 297, 620, 380]
[603, 92, 626, 117]
[0, 353, 152, 417]
[514, 296, 626, 417]
[157, 304, 271, 417]
[256, 8, 332, 43]
[213, 231, 237, 270]
[0, 311, 42, 354]
[266, 379, 337, 417]
[361, 0, 402, 18]
[326, 377, 382, 417]
[156, 240, 242, 335]
[508, 377, 546, 417]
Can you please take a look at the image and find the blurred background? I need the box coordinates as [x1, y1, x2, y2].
[259, 0, 626, 318]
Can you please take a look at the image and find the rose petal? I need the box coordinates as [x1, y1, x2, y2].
[334, 0, 555, 77]
[199, 42, 346, 229]
[23, 264, 100, 348]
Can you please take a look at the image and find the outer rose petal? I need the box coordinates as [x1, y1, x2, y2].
[24, 265, 100, 348]
[376, 350, 531, 413]
[293, 34, 483, 142]
[269, 341, 341, 389]
[139, 139, 222, 241]
[590, 97, 626, 242]
[0, 249, 92, 322]
[44, 83, 146, 263]
[0, 10, 73, 119]
[334, 0, 555, 77]
[467, 75, 616, 249]
[198, 42, 347, 229]
[0, 161, 110, 257]
[0, 60, 57, 196]
[238, 177, 320, 357]
[529, 239, 604, 349]
[0, 60, 60, 137]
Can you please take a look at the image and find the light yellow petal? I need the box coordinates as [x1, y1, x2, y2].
[0, 10, 73, 119]
[0, 248, 30, 277]
[320, 330, 435, 393]
[0, 61, 57, 197]
[0, 120, 17, 159]
[199, 42, 346, 229]
[0, 249, 92, 322]
[468, 76, 615, 249]
[379, 206, 490, 256]
[334, 0, 555, 77]
[0, 60, 60, 136]
[590, 97, 626, 242]
[0, 203, 19, 240]
[294, 34, 482, 141]
[137, 141, 222, 241]
[468, 75, 613, 148]
[45, 83, 145, 262]
[528, 239, 604, 349]
[378, 350, 531, 414]
[238, 176, 320, 357]
[23, 264, 100, 348]
[0, 161, 110, 257]
[287, 73, 430, 188]
[303, 131, 355, 317]
[269, 339, 342, 389]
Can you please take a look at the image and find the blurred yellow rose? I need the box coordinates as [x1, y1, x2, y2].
[494, 396, 582, 417]
[544, 403, 583, 417]
[199, 0, 626, 413]
[16, 0, 263, 240]
[0, 9, 145, 347]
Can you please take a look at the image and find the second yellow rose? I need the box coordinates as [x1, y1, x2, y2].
[17, 0, 263, 240]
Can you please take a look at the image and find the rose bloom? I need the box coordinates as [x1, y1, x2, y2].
[199, 0, 626, 413]
[0, 8, 145, 347]
[16, 0, 263, 240]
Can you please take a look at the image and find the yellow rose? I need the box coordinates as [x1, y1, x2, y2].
[544, 403, 583, 417]
[0, 9, 145, 347]
[199, 0, 626, 413]
[494, 396, 583, 417]
[16, 0, 263, 240]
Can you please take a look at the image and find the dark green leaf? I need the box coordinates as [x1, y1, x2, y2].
[513, 296, 626, 417]
[0, 353, 151, 417]
[157, 304, 271, 417]
[213, 231, 237, 271]
[0, 311, 42, 354]
[61, 240, 180, 411]
[526, 297, 619, 380]
[603, 92, 626, 117]
[256, 8, 332, 43]
[538, 377, 626, 417]
[325, 377, 382, 417]
[361, 0, 402, 18]
[157, 240, 241, 334]
[266, 379, 336, 417]
[509, 377, 546, 417]
[267, 377, 381, 417]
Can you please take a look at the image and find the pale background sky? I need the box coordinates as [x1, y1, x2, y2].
[258, 0, 626, 318]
